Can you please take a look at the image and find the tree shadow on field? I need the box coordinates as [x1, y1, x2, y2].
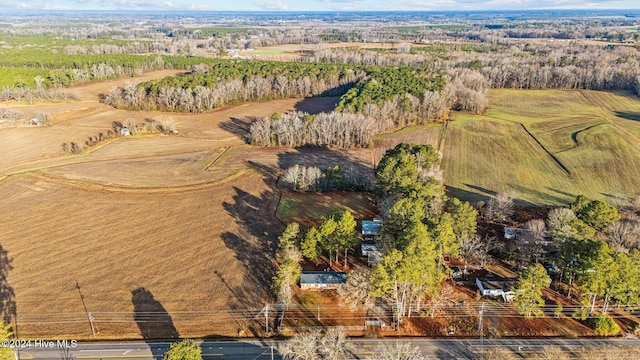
[132, 287, 178, 359]
[446, 185, 492, 204]
[0, 246, 16, 330]
[293, 96, 340, 115]
[221, 166, 283, 334]
[614, 111, 640, 122]
[463, 183, 497, 197]
[219, 116, 257, 144]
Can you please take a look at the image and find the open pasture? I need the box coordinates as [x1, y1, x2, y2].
[442, 89, 640, 205]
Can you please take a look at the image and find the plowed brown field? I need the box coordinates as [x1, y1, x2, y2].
[0, 71, 375, 339]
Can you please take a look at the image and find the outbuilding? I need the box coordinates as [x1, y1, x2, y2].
[476, 277, 517, 302]
[362, 219, 383, 236]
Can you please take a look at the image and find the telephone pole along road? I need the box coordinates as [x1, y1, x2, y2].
[17, 338, 640, 359]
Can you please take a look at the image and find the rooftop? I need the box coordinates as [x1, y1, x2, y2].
[362, 219, 383, 236]
[300, 271, 347, 285]
[478, 278, 518, 292]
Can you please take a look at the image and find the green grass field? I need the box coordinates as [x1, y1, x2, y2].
[276, 191, 377, 227]
[442, 89, 640, 205]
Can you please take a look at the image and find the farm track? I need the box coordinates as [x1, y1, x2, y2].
[578, 91, 640, 154]
[516, 122, 572, 176]
[437, 119, 448, 154]
[2, 140, 220, 177]
[204, 146, 231, 170]
[26, 168, 252, 194]
[554, 123, 604, 154]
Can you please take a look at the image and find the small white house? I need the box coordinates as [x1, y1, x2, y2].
[476, 277, 517, 302]
[299, 271, 347, 291]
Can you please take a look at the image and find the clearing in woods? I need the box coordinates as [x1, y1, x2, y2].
[442, 89, 640, 205]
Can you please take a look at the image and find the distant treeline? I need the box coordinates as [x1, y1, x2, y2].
[104, 60, 458, 148]
[0, 54, 217, 88]
[308, 42, 640, 95]
[105, 60, 366, 111]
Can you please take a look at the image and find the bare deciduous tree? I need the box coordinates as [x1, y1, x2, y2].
[546, 207, 577, 238]
[336, 266, 373, 310]
[372, 342, 429, 360]
[605, 219, 640, 253]
[519, 219, 547, 264]
[33, 110, 51, 126]
[279, 328, 352, 360]
[0, 109, 23, 127]
[486, 192, 515, 223]
[460, 235, 496, 268]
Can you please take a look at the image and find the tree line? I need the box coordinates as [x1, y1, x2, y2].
[105, 60, 453, 144]
[105, 60, 365, 112]
[307, 41, 640, 95]
[249, 111, 376, 148]
[280, 163, 372, 192]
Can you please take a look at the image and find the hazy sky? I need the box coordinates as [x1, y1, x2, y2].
[1, 0, 639, 11]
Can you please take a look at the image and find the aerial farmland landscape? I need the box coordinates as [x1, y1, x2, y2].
[1, 1, 640, 359]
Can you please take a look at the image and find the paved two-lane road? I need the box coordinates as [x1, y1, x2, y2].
[15, 338, 640, 359]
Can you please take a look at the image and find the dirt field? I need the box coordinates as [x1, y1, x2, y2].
[0, 71, 375, 339]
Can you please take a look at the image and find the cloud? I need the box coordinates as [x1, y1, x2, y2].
[0, 0, 28, 8]
[255, 1, 289, 10]
[71, 0, 178, 9]
[384, 0, 635, 10]
[185, 3, 220, 10]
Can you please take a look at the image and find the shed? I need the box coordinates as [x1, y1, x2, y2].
[361, 242, 382, 266]
[362, 219, 383, 236]
[300, 271, 347, 290]
[476, 277, 517, 302]
[361, 243, 380, 257]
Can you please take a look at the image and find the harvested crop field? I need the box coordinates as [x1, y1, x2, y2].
[0, 71, 368, 339]
[0, 171, 279, 338]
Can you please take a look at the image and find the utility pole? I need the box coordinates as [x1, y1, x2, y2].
[265, 304, 270, 334]
[479, 302, 484, 360]
[317, 305, 320, 322]
[76, 281, 97, 336]
[13, 312, 19, 360]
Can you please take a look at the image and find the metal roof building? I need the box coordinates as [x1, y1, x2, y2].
[299, 271, 347, 290]
[362, 219, 383, 236]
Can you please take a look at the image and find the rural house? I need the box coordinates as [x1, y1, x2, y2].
[362, 219, 383, 237]
[476, 277, 517, 302]
[300, 271, 347, 290]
